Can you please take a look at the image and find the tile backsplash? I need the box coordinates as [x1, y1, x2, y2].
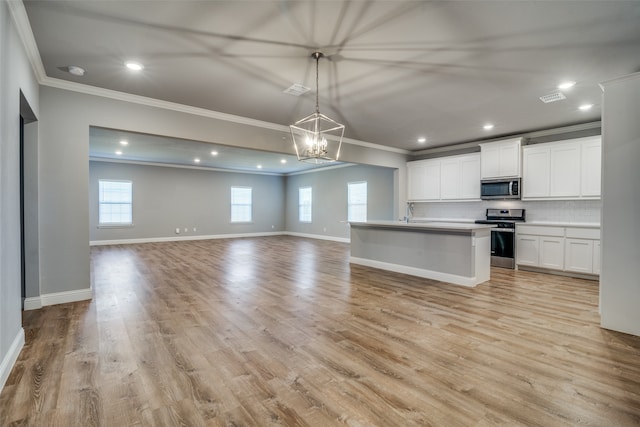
[411, 199, 601, 224]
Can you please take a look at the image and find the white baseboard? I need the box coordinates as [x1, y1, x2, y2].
[0, 328, 25, 393]
[23, 296, 42, 310]
[90, 231, 350, 246]
[283, 231, 350, 243]
[23, 288, 93, 311]
[90, 231, 284, 246]
[349, 256, 479, 287]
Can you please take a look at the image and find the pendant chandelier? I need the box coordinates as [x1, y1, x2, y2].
[290, 52, 345, 164]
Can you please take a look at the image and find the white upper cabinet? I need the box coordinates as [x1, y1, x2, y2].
[522, 136, 601, 200]
[522, 146, 550, 198]
[440, 158, 461, 200]
[407, 160, 440, 201]
[550, 142, 581, 197]
[480, 138, 522, 179]
[407, 162, 426, 201]
[422, 161, 441, 200]
[460, 155, 481, 199]
[407, 153, 479, 202]
[581, 137, 602, 197]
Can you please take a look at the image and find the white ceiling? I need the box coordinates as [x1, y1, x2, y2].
[21, 1, 640, 168]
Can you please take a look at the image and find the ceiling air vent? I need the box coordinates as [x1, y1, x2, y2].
[539, 92, 567, 103]
[283, 83, 310, 97]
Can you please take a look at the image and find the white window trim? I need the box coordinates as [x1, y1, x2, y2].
[348, 181, 367, 222]
[299, 186, 312, 223]
[98, 179, 133, 227]
[230, 186, 253, 223]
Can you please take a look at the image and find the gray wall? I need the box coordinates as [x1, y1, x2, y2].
[38, 85, 407, 298]
[89, 161, 395, 243]
[600, 72, 640, 336]
[89, 161, 285, 241]
[0, 0, 40, 386]
[285, 164, 395, 239]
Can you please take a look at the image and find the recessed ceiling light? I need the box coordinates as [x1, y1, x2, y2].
[125, 61, 144, 71]
[194, 158, 201, 163]
[211, 150, 218, 156]
[115, 150, 123, 155]
[558, 81, 576, 90]
[280, 159, 287, 164]
[417, 137, 427, 143]
[579, 104, 594, 111]
[257, 165, 263, 169]
[483, 124, 494, 130]
[67, 65, 85, 76]
[119, 140, 128, 146]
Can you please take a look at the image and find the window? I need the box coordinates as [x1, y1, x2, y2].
[231, 186, 252, 222]
[98, 180, 133, 225]
[299, 187, 312, 223]
[348, 181, 367, 222]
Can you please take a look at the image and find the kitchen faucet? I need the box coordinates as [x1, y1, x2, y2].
[404, 202, 414, 223]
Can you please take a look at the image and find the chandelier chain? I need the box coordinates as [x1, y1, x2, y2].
[315, 52, 320, 114]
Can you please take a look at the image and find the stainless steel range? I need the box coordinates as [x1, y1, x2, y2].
[475, 208, 525, 269]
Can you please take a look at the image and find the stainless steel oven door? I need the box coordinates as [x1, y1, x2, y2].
[491, 228, 515, 269]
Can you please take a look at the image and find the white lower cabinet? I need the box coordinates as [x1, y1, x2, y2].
[540, 237, 565, 270]
[564, 238, 593, 273]
[515, 235, 539, 266]
[592, 240, 601, 275]
[516, 225, 600, 276]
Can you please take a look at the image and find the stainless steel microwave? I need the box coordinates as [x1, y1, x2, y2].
[480, 178, 521, 200]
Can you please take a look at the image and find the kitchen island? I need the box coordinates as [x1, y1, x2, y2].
[349, 221, 495, 287]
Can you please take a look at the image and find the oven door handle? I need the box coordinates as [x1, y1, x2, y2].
[491, 228, 514, 233]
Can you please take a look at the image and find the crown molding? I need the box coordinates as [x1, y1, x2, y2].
[412, 121, 601, 157]
[42, 76, 291, 133]
[89, 156, 356, 177]
[89, 157, 287, 176]
[7, 0, 46, 82]
[285, 163, 355, 176]
[599, 71, 640, 90]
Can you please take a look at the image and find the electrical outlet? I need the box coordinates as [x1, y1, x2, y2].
[271, 225, 275, 229]
[184, 228, 188, 233]
[323, 227, 327, 232]
[193, 227, 197, 232]
[175, 228, 180, 234]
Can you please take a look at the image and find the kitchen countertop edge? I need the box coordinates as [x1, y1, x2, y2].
[518, 221, 600, 228]
[349, 220, 496, 233]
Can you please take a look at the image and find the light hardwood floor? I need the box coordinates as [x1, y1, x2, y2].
[2, 236, 640, 426]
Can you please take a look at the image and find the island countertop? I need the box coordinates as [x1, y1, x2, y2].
[349, 220, 496, 233]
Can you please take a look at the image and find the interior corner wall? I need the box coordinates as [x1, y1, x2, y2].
[89, 161, 285, 242]
[0, 0, 39, 388]
[600, 72, 640, 337]
[285, 164, 396, 239]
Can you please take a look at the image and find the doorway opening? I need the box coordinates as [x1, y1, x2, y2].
[20, 91, 38, 310]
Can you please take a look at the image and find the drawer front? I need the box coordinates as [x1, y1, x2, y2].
[517, 225, 564, 237]
[565, 227, 600, 239]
